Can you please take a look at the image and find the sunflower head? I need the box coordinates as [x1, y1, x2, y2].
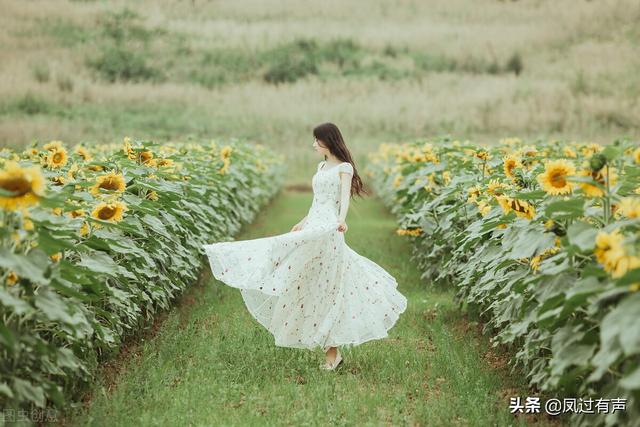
[578, 166, 618, 198]
[487, 179, 510, 196]
[495, 195, 535, 220]
[90, 171, 126, 196]
[43, 140, 64, 152]
[0, 161, 46, 211]
[589, 153, 607, 172]
[220, 146, 233, 159]
[79, 221, 90, 237]
[46, 148, 68, 169]
[75, 146, 93, 161]
[51, 175, 66, 186]
[503, 155, 521, 179]
[562, 147, 577, 158]
[91, 200, 128, 225]
[139, 150, 154, 164]
[123, 137, 135, 159]
[474, 150, 489, 161]
[537, 159, 576, 195]
[618, 197, 640, 219]
[68, 208, 86, 218]
[6, 271, 19, 286]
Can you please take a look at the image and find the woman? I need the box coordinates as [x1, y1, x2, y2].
[203, 122, 407, 370]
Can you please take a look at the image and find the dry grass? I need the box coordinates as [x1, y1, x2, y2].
[0, 0, 638, 162]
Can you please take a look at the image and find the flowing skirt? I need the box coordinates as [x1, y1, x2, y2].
[203, 220, 407, 350]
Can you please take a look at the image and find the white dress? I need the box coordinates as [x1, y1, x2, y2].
[203, 160, 407, 351]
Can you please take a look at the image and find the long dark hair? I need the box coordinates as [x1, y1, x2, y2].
[313, 122, 368, 199]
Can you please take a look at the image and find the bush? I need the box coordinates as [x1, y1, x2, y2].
[367, 137, 640, 427]
[263, 39, 321, 84]
[9, 93, 55, 115]
[31, 63, 50, 83]
[0, 138, 285, 416]
[505, 52, 523, 76]
[87, 45, 163, 83]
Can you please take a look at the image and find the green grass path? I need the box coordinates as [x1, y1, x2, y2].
[63, 188, 561, 426]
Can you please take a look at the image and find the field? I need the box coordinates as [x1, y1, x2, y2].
[1, 0, 639, 180]
[1, 1, 639, 426]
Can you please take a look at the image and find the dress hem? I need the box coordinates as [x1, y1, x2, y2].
[273, 302, 408, 352]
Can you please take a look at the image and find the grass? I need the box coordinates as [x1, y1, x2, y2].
[1, 0, 639, 159]
[60, 185, 566, 426]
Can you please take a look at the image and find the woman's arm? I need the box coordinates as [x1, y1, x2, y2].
[338, 171, 352, 223]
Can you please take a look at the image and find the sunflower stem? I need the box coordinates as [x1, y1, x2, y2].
[604, 164, 611, 225]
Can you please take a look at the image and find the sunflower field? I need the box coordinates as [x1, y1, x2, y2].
[366, 138, 640, 427]
[0, 138, 285, 415]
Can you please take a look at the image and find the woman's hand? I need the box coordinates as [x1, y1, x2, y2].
[337, 221, 348, 233]
[291, 223, 303, 232]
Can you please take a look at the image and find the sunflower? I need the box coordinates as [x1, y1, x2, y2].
[46, 148, 68, 169]
[611, 254, 640, 279]
[530, 247, 560, 272]
[487, 179, 511, 197]
[618, 197, 640, 218]
[467, 186, 481, 202]
[474, 150, 489, 161]
[218, 157, 231, 175]
[580, 143, 603, 157]
[43, 140, 64, 151]
[74, 145, 93, 161]
[503, 155, 521, 179]
[577, 166, 618, 198]
[519, 145, 538, 158]
[23, 218, 34, 230]
[220, 146, 233, 159]
[537, 159, 576, 195]
[91, 200, 128, 224]
[68, 208, 86, 218]
[476, 200, 491, 216]
[0, 161, 46, 211]
[6, 271, 19, 286]
[79, 221, 90, 237]
[51, 175, 66, 186]
[594, 229, 625, 275]
[23, 147, 39, 158]
[396, 227, 423, 236]
[90, 171, 126, 196]
[562, 147, 577, 158]
[139, 150, 154, 164]
[495, 195, 536, 220]
[123, 137, 135, 159]
[633, 147, 640, 164]
[67, 163, 80, 180]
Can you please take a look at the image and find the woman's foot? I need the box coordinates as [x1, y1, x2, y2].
[319, 346, 342, 370]
[320, 347, 342, 370]
[324, 346, 337, 365]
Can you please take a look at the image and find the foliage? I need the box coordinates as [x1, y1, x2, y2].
[367, 137, 640, 426]
[0, 137, 285, 415]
